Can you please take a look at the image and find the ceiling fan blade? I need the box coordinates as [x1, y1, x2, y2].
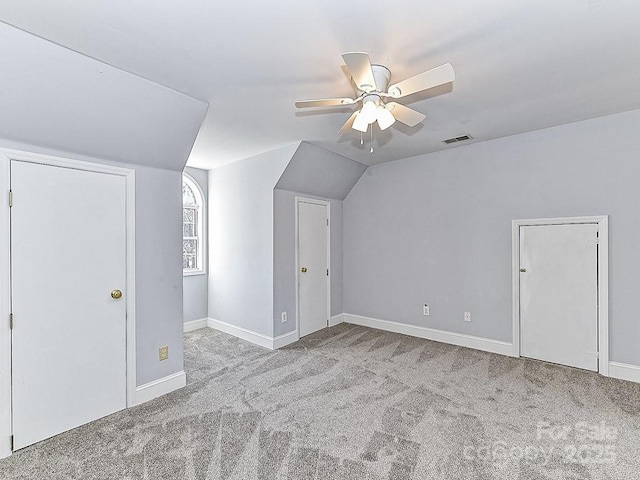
[342, 52, 378, 92]
[386, 63, 455, 98]
[386, 102, 426, 127]
[338, 111, 359, 135]
[295, 98, 356, 108]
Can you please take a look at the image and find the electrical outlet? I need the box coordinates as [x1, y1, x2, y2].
[464, 312, 471, 322]
[423, 304, 430, 316]
[281, 311, 288, 323]
[159, 346, 169, 361]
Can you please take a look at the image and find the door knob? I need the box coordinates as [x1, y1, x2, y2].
[111, 289, 123, 299]
[301, 267, 308, 273]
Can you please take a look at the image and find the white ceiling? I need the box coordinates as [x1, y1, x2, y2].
[2, 0, 640, 168]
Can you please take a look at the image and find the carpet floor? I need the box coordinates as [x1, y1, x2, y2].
[1, 323, 639, 479]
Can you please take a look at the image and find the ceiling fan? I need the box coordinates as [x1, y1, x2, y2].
[295, 52, 455, 137]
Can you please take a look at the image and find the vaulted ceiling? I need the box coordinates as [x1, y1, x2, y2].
[2, 0, 640, 168]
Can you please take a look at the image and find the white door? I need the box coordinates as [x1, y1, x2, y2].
[11, 160, 127, 449]
[298, 200, 329, 338]
[519, 224, 599, 371]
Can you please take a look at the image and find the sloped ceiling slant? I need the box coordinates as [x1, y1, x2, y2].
[275, 142, 368, 200]
[0, 23, 208, 171]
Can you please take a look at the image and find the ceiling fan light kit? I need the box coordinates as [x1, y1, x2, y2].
[352, 110, 370, 133]
[359, 97, 379, 124]
[295, 52, 455, 152]
[377, 105, 396, 130]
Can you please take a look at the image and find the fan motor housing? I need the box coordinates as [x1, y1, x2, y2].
[358, 64, 391, 94]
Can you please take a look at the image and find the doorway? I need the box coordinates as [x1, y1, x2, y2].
[512, 216, 609, 374]
[296, 197, 330, 338]
[0, 150, 136, 453]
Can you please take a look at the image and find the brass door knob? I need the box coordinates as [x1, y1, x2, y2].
[301, 267, 308, 273]
[111, 289, 123, 299]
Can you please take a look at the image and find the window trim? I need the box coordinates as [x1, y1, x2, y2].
[182, 172, 206, 276]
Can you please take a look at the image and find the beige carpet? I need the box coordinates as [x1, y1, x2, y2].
[0, 323, 639, 479]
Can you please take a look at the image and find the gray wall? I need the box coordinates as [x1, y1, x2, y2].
[273, 190, 343, 337]
[134, 166, 184, 385]
[209, 144, 298, 337]
[343, 108, 640, 366]
[183, 167, 209, 323]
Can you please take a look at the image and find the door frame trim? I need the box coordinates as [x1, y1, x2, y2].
[295, 196, 331, 341]
[0, 148, 136, 458]
[511, 216, 609, 376]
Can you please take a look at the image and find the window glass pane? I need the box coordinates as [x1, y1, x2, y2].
[183, 254, 197, 269]
[183, 239, 198, 269]
[182, 181, 197, 206]
[183, 208, 195, 223]
[183, 239, 197, 255]
[183, 223, 195, 238]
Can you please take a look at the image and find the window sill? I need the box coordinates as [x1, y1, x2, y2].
[183, 269, 206, 277]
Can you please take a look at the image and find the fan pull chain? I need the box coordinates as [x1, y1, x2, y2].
[370, 127, 374, 154]
[360, 131, 363, 146]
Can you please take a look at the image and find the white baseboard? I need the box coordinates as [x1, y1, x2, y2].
[134, 370, 186, 406]
[273, 330, 299, 349]
[191, 318, 299, 350]
[183, 318, 209, 332]
[207, 318, 275, 349]
[195, 313, 513, 358]
[609, 362, 640, 384]
[329, 314, 345, 327]
[342, 313, 514, 357]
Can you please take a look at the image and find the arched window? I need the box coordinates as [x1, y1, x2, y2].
[182, 173, 205, 274]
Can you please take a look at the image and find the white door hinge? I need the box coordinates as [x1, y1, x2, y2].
[9, 435, 13, 451]
[8, 191, 12, 207]
[9, 313, 13, 330]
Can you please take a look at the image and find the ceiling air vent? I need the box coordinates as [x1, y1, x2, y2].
[443, 134, 472, 144]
